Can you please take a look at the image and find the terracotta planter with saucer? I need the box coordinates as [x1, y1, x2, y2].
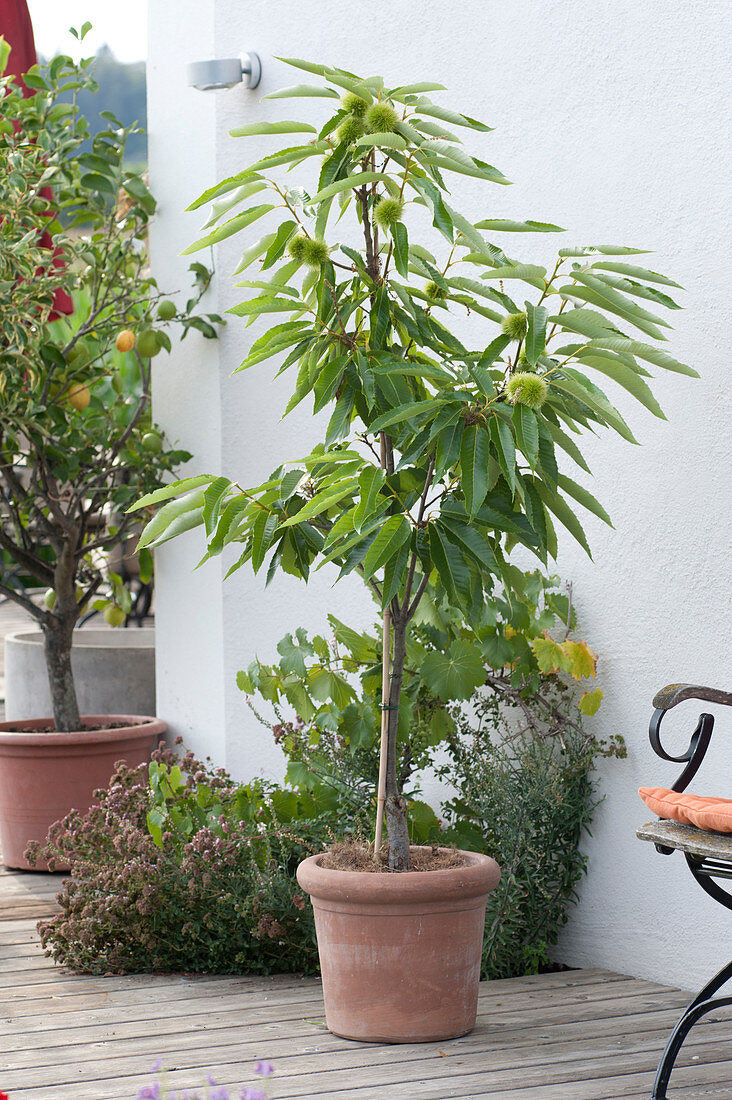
[0, 714, 165, 870]
[297, 846, 500, 1043]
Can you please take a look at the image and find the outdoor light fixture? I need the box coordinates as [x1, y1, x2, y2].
[186, 53, 262, 91]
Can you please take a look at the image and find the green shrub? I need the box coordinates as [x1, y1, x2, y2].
[29, 744, 328, 975]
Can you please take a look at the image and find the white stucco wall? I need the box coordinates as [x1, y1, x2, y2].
[147, 0, 732, 991]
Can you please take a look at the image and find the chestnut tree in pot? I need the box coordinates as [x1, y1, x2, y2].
[0, 42, 220, 732]
[134, 58, 694, 870]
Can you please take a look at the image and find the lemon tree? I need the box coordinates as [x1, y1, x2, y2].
[0, 34, 220, 731]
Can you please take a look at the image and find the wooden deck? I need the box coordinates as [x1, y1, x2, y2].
[1, 869, 732, 1098]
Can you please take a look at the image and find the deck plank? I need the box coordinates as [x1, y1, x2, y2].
[1, 868, 731, 1099]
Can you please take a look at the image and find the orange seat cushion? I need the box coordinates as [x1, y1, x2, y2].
[639, 787, 732, 833]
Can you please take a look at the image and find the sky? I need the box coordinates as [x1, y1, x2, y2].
[26, 0, 147, 63]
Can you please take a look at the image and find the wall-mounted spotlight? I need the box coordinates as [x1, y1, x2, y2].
[186, 53, 262, 91]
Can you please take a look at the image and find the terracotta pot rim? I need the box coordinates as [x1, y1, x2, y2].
[297, 846, 500, 905]
[0, 715, 166, 746]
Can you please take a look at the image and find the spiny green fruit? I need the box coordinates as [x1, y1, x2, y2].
[301, 237, 329, 268]
[365, 102, 399, 134]
[337, 115, 365, 144]
[506, 372, 548, 410]
[287, 234, 309, 263]
[341, 91, 368, 117]
[424, 280, 448, 301]
[373, 197, 404, 230]
[136, 329, 162, 358]
[156, 300, 176, 321]
[501, 312, 528, 341]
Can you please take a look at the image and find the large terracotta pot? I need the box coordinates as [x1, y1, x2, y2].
[0, 715, 165, 870]
[297, 847, 501, 1043]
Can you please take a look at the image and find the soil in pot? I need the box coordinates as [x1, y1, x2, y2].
[0, 715, 165, 871]
[297, 845, 500, 1044]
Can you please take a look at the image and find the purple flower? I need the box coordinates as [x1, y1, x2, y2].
[240, 1089, 267, 1100]
[254, 1061, 274, 1078]
[136, 1086, 161, 1100]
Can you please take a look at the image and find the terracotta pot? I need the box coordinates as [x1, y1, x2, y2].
[297, 847, 501, 1043]
[0, 715, 165, 870]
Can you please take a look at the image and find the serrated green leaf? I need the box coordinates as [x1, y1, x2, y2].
[202, 476, 232, 535]
[489, 415, 516, 495]
[369, 398, 447, 434]
[360, 515, 411, 581]
[391, 220, 409, 279]
[353, 466, 386, 532]
[556, 473, 612, 526]
[130, 475, 213, 512]
[428, 523, 471, 607]
[412, 98, 493, 132]
[513, 405, 539, 465]
[309, 171, 391, 205]
[460, 423, 491, 517]
[474, 219, 565, 233]
[481, 264, 547, 288]
[588, 338, 698, 378]
[183, 205, 275, 254]
[573, 351, 666, 418]
[278, 478, 358, 528]
[262, 83, 339, 99]
[588, 262, 682, 288]
[230, 120, 317, 137]
[534, 482, 592, 558]
[354, 132, 407, 151]
[524, 301, 548, 366]
[558, 244, 651, 257]
[436, 519, 497, 575]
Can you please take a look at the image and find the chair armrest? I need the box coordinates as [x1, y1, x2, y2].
[648, 684, 732, 793]
[653, 683, 732, 711]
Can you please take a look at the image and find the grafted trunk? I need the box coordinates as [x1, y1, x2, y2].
[385, 617, 411, 871]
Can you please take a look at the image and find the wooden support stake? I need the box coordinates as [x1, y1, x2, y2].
[374, 608, 390, 857]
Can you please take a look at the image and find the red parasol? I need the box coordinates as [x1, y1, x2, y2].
[1, 0, 73, 315]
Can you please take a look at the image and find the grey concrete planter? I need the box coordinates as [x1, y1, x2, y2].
[4, 629, 156, 720]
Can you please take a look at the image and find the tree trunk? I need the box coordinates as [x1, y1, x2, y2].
[43, 553, 82, 731]
[385, 617, 411, 870]
[43, 613, 81, 730]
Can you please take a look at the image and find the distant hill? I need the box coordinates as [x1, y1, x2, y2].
[44, 44, 147, 166]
